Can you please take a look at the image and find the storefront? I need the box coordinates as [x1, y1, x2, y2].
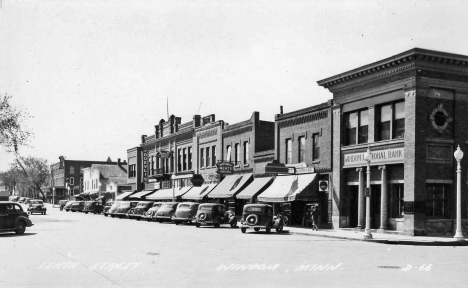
[207, 173, 253, 215]
[236, 176, 274, 204]
[181, 183, 218, 202]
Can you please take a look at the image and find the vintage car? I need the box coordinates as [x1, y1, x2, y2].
[172, 202, 200, 225]
[9, 196, 20, 202]
[154, 202, 180, 223]
[114, 201, 139, 218]
[103, 201, 114, 217]
[240, 204, 284, 234]
[59, 200, 69, 211]
[0, 202, 34, 234]
[69, 201, 85, 212]
[18, 197, 26, 203]
[27, 200, 47, 215]
[24, 198, 32, 204]
[83, 201, 104, 214]
[141, 202, 164, 221]
[64, 201, 75, 212]
[131, 201, 154, 220]
[195, 203, 237, 228]
[107, 202, 123, 218]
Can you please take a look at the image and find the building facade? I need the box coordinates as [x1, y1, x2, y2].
[82, 159, 128, 202]
[318, 48, 468, 236]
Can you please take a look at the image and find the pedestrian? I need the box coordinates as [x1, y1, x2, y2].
[311, 205, 320, 231]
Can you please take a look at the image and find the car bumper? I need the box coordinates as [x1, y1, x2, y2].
[240, 224, 267, 229]
[114, 213, 128, 217]
[155, 216, 173, 221]
[172, 217, 195, 223]
[197, 220, 215, 226]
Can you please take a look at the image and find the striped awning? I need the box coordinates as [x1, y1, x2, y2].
[236, 177, 273, 200]
[207, 174, 253, 199]
[182, 184, 217, 201]
[127, 190, 156, 200]
[257, 174, 317, 203]
[115, 191, 136, 201]
[146, 186, 192, 200]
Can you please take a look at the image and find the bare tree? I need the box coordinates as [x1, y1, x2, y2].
[0, 168, 20, 195]
[0, 93, 32, 152]
[14, 156, 50, 201]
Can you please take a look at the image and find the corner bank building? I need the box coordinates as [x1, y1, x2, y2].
[318, 48, 468, 236]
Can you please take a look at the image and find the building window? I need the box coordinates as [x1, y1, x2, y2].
[70, 166, 74, 174]
[286, 139, 292, 164]
[200, 148, 205, 168]
[206, 147, 210, 168]
[183, 148, 187, 171]
[344, 109, 368, 146]
[151, 156, 155, 175]
[243, 141, 249, 164]
[226, 145, 231, 161]
[129, 164, 136, 178]
[426, 183, 451, 217]
[234, 144, 240, 165]
[298, 137, 305, 163]
[212, 146, 216, 166]
[313, 134, 320, 161]
[390, 184, 404, 218]
[378, 101, 405, 141]
[188, 147, 192, 170]
[70, 177, 74, 185]
[178, 149, 182, 172]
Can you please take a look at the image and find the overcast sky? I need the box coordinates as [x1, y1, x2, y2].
[1, 0, 467, 171]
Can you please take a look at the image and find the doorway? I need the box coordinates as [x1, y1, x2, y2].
[349, 186, 359, 228]
[371, 185, 381, 229]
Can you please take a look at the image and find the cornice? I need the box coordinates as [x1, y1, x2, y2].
[222, 125, 252, 139]
[275, 101, 332, 121]
[318, 48, 468, 90]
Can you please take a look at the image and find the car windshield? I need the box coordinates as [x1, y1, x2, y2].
[199, 205, 214, 211]
[119, 203, 131, 208]
[137, 203, 147, 207]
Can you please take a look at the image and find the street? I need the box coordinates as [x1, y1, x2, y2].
[1, 203, 467, 288]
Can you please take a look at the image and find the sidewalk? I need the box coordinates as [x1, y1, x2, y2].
[284, 226, 468, 246]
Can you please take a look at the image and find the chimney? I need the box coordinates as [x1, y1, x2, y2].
[141, 135, 147, 144]
[118, 158, 121, 166]
[280, 106, 283, 114]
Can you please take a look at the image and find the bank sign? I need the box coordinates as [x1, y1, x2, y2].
[343, 148, 404, 167]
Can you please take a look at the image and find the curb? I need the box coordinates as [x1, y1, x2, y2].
[286, 230, 468, 246]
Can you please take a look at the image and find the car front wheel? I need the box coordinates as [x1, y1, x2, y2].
[15, 221, 26, 234]
[276, 225, 283, 233]
[254, 228, 260, 232]
[241, 228, 246, 233]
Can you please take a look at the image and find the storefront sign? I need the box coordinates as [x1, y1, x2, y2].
[117, 185, 133, 192]
[286, 163, 314, 174]
[157, 150, 173, 158]
[143, 151, 148, 182]
[265, 166, 295, 174]
[343, 148, 404, 167]
[216, 162, 234, 174]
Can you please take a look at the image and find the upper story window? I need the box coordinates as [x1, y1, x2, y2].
[188, 147, 192, 170]
[178, 149, 182, 172]
[212, 146, 216, 167]
[234, 144, 240, 165]
[206, 147, 210, 168]
[183, 148, 187, 171]
[70, 177, 74, 185]
[243, 141, 249, 164]
[226, 145, 231, 161]
[69, 166, 75, 174]
[344, 109, 368, 146]
[200, 148, 205, 168]
[298, 137, 305, 162]
[129, 164, 136, 178]
[378, 101, 405, 141]
[286, 139, 292, 164]
[313, 134, 320, 161]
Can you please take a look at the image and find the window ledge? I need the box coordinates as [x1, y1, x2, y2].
[311, 160, 320, 164]
[243, 163, 249, 167]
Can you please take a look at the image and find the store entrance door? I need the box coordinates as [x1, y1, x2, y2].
[349, 186, 359, 228]
[371, 185, 381, 229]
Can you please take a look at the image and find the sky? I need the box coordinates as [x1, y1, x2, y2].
[1, 0, 468, 171]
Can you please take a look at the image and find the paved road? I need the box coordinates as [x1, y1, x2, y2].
[1, 203, 467, 288]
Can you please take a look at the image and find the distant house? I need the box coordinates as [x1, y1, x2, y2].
[82, 159, 128, 202]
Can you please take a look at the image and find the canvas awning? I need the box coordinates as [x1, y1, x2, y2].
[115, 191, 136, 201]
[127, 190, 156, 200]
[236, 177, 274, 200]
[172, 173, 194, 180]
[207, 173, 253, 199]
[181, 184, 217, 201]
[257, 174, 317, 203]
[146, 186, 192, 200]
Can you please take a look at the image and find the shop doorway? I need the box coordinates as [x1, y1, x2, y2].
[349, 186, 359, 228]
[371, 185, 381, 229]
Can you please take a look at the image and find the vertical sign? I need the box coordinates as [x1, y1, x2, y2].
[143, 150, 148, 182]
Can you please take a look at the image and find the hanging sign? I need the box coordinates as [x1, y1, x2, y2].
[216, 162, 234, 174]
[157, 150, 173, 158]
[143, 151, 148, 182]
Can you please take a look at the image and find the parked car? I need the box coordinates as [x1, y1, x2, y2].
[195, 203, 237, 228]
[27, 200, 47, 215]
[0, 202, 34, 234]
[172, 202, 200, 225]
[154, 202, 180, 223]
[114, 201, 138, 218]
[59, 200, 69, 211]
[131, 201, 154, 220]
[240, 204, 283, 234]
[69, 201, 85, 212]
[141, 202, 164, 222]
[83, 201, 104, 214]
[24, 198, 32, 204]
[107, 202, 123, 218]
[18, 197, 26, 203]
[103, 201, 114, 217]
[64, 201, 75, 212]
[9, 196, 20, 202]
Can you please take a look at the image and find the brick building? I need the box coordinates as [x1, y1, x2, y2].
[318, 48, 468, 236]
